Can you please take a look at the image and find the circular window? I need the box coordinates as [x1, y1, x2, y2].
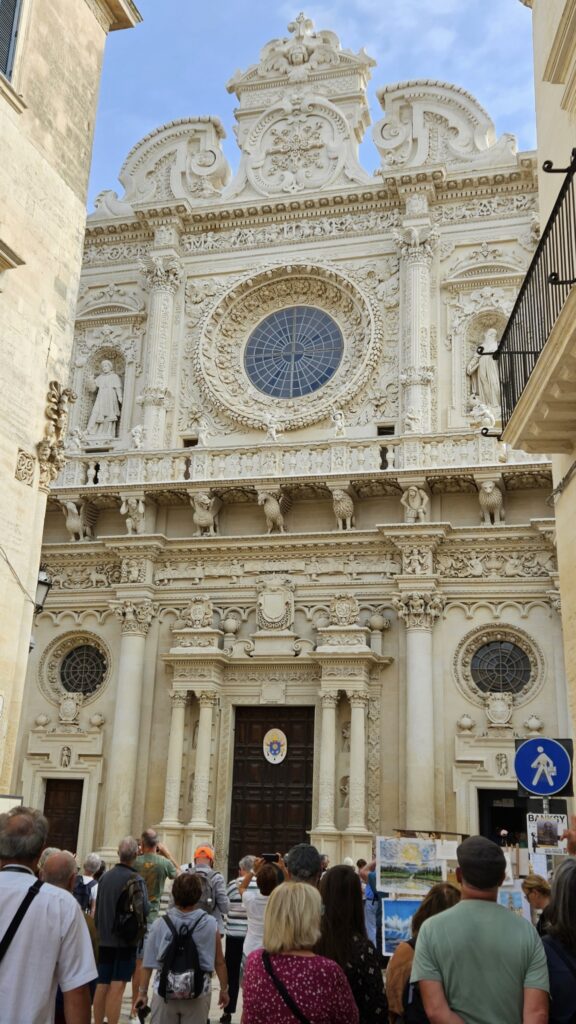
[60, 645, 107, 696]
[244, 306, 344, 399]
[471, 641, 532, 694]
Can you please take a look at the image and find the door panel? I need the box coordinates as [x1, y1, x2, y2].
[228, 706, 315, 876]
[43, 779, 83, 852]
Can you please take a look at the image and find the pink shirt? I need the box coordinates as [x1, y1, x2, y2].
[242, 950, 360, 1024]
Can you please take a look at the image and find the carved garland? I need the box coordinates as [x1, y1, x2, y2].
[194, 262, 383, 430]
[453, 624, 545, 709]
[39, 630, 112, 706]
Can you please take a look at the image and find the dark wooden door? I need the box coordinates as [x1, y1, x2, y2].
[228, 706, 315, 876]
[43, 779, 83, 852]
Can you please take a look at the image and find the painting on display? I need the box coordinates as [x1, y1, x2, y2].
[497, 884, 531, 922]
[382, 899, 422, 956]
[377, 837, 442, 895]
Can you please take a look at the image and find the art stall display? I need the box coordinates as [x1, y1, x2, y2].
[376, 837, 442, 895]
[382, 898, 422, 956]
[497, 883, 532, 921]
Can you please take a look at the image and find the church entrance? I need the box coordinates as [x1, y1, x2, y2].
[228, 706, 315, 876]
[43, 778, 83, 851]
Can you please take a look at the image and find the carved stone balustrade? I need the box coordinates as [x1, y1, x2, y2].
[55, 434, 548, 492]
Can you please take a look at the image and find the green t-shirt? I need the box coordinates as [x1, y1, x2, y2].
[411, 899, 549, 1024]
[133, 852, 176, 922]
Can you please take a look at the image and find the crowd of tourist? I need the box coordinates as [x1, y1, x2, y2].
[0, 804, 575, 1023]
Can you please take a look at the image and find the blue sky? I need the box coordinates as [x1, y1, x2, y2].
[88, 0, 536, 210]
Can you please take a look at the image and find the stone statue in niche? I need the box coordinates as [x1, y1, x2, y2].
[341, 721, 350, 752]
[468, 394, 496, 431]
[120, 497, 146, 535]
[331, 408, 346, 437]
[466, 328, 501, 410]
[60, 745, 72, 768]
[331, 489, 355, 531]
[478, 480, 504, 525]
[256, 576, 295, 631]
[400, 486, 429, 523]
[190, 492, 221, 536]
[339, 775, 349, 808]
[86, 359, 123, 439]
[60, 500, 95, 542]
[131, 424, 145, 449]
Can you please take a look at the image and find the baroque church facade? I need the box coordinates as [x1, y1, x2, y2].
[14, 15, 569, 867]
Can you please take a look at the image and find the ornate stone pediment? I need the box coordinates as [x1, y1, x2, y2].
[373, 81, 518, 172]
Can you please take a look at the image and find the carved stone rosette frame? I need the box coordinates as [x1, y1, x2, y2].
[38, 631, 111, 707]
[453, 623, 545, 708]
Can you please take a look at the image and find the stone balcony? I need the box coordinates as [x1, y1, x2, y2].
[54, 432, 546, 494]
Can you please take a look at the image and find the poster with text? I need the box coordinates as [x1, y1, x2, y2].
[526, 812, 568, 856]
[382, 899, 422, 955]
[377, 837, 442, 895]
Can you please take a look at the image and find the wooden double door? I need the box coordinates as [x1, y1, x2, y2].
[43, 779, 83, 852]
[228, 706, 315, 875]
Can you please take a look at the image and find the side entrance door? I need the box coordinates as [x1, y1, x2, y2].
[228, 706, 315, 875]
[43, 779, 83, 851]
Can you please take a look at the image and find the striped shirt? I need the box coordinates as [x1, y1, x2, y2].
[224, 876, 257, 938]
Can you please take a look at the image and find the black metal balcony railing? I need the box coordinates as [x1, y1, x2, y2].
[490, 148, 576, 429]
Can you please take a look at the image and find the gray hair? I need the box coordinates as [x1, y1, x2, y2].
[37, 847, 61, 871]
[547, 857, 576, 950]
[285, 843, 321, 883]
[239, 855, 255, 872]
[83, 852, 101, 875]
[118, 836, 139, 864]
[0, 807, 49, 862]
[41, 851, 77, 888]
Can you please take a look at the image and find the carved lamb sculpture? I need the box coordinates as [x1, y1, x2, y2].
[60, 500, 95, 542]
[331, 489, 355, 531]
[478, 480, 505, 525]
[190, 491, 221, 536]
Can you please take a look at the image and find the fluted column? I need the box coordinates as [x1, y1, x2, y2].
[139, 255, 182, 449]
[160, 691, 189, 826]
[317, 692, 338, 830]
[189, 692, 218, 826]
[392, 592, 444, 830]
[346, 692, 369, 831]
[395, 201, 436, 435]
[102, 599, 157, 851]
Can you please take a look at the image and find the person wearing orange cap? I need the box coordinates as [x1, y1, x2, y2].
[180, 844, 229, 937]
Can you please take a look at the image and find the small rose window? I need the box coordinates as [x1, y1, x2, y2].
[470, 641, 531, 695]
[60, 644, 107, 696]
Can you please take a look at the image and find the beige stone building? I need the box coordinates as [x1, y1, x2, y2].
[13, 15, 569, 868]
[0, 1, 141, 791]
[498, 0, 576, 732]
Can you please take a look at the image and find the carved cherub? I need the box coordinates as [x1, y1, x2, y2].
[331, 408, 346, 437]
[190, 492, 221, 536]
[400, 486, 429, 524]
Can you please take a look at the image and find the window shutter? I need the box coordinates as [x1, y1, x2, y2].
[0, 0, 22, 79]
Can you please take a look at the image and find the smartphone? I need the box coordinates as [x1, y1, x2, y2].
[261, 853, 279, 863]
[137, 1007, 151, 1023]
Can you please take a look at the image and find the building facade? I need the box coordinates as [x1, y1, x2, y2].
[0, 0, 141, 792]
[14, 15, 569, 867]
[498, 0, 576, 731]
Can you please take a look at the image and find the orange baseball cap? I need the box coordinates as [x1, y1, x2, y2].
[194, 845, 214, 861]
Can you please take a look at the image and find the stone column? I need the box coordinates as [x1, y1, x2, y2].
[101, 599, 157, 856]
[189, 691, 218, 828]
[317, 692, 338, 830]
[346, 691, 370, 831]
[160, 691, 189, 826]
[139, 255, 182, 449]
[392, 592, 444, 830]
[395, 196, 436, 435]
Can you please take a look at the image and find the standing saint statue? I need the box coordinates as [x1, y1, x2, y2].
[86, 359, 123, 438]
[466, 327, 501, 409]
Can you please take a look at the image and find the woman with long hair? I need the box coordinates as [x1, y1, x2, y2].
[385, 882, 461, 1024]
[242, 881, 358, 1024]
[541, 858, 576, 1024]
[316, 864, 388, 1023]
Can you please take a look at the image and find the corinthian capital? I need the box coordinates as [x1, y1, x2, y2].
[348, 690, 370, 708]
[198, 691, 219, 709]
[111, 598, 158, 635]
[169, 690, 189, 709]
[392, 591, 444, 629]
[320, 691, 339, 709]
[393, 226, 438, 265]
[140, 255, 182, 294]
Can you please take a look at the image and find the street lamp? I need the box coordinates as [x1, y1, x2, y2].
[34, 568, 53, 615]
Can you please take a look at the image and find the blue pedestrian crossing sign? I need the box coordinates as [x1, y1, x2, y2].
[514, 738, 572, 796]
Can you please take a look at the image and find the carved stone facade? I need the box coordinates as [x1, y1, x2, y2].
[14, 15, 570, 866]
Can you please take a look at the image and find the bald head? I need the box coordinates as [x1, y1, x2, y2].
[0, 806, 48, 867]
[41, 851, 78, 891]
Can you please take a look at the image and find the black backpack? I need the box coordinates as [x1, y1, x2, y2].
[73, 876, 96, 913]
[157, 914, 207, 1001]
[112, 875, 147, 943]
[402, 939, 430, 1024]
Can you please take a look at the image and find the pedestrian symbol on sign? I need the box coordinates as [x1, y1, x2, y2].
[531, 747, 557, 788]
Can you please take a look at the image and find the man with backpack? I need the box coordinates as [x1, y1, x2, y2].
[93, 836, 149, 1024]
[181, 845, 229, 934]
[131, 828, 180, 1015]
[74, 851, 101, 915]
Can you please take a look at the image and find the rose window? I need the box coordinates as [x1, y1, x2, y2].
[244, 306, 344, 398]
[60, 644, 108, 696]
[470, 641, 532, 695]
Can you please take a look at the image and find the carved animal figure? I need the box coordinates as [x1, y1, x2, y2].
[331, 489, 355, 531]
[258, 491, 291, 534]
[60, 501, 95, 542]
[478, 480, 504, 525]
[190, 492, 221, 536]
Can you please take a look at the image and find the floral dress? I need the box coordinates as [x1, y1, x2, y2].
[242, 950, 359, 1024]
